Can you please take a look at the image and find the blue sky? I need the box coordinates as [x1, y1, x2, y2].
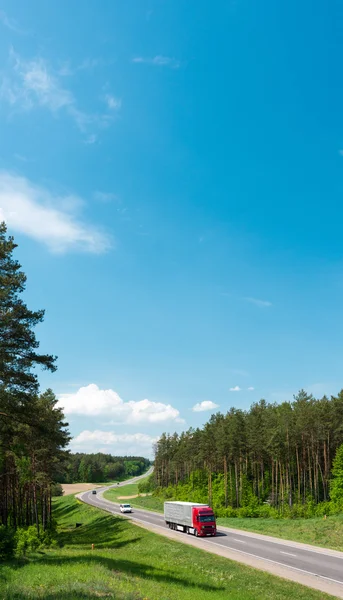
[1, 1, 342, 457]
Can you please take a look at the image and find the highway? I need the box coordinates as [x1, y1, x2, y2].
[79, 472, 343, 596]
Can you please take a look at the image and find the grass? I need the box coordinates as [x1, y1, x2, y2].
[217, 514, 343, 552]
[0, 495, 336, 600]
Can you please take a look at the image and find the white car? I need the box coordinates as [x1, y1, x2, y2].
[120, 503, 132, 513]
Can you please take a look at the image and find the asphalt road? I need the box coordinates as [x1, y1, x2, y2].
[79, 472, 343, 591]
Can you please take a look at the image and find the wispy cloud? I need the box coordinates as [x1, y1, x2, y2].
[1, 49, 117, 136]
[104, 94, 121, 111]
[0, 171, 111, 253]
[229, 386, 241, 392]
[84, 134, 97, 145]
[248, 387, 255, 391]
[94, 191, 118, 203]
[13, 153, 29, 162]
[132, 55, 180, 69]
[0, 10, 24, 34]
[244, 297, 272, 308]
[192, 401, 219, 412]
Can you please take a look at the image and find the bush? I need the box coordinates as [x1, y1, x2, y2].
[138, 474, 156, 494]
[51, 482, 64, 497]
[15, 526, 41, 557]
[0, 525, 15, 560]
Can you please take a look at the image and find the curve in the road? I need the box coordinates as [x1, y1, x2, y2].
[78, 472, 343, 598]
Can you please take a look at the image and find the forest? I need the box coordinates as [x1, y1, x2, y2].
[153, 392, 343, 517]
[58, 452, 150, 483]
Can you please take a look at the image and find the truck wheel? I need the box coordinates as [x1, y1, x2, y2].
[194, 529, 198, 537]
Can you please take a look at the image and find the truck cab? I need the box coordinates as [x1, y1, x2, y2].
[192, 506, 216, 537]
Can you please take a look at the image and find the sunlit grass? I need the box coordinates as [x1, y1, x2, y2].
[0, 495, 336, 599]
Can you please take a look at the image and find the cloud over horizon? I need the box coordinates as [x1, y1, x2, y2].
[58, 383, 184, 424]
[70, 430, 158, 457]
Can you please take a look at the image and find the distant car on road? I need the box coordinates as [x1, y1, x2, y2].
[92, 490, 97, 495]
[120, 504, 132, 513]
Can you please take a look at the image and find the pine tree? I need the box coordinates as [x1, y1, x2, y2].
[330, 443, 343, 503]
[0, 222, 64, 529]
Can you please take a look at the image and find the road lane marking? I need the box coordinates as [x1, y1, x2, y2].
[280, 551, 297, 557]
[234, 539, 247, 544]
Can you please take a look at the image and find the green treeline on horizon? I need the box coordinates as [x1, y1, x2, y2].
[153, 391, 343, 516]
[57, 453, 150, 484]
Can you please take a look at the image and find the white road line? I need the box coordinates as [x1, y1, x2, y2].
[280, 551, 297, 557]
[234, 539, 247, 544]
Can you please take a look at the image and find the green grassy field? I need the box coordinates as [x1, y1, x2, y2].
[0, 494, 336, 600]
[104, 482, 343, 552]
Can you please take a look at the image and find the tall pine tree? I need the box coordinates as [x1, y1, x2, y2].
[0, 222, 68, 530]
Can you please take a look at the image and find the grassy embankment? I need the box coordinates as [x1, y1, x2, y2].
[0, 494, 335, 600]
[104, 483, 343, 552]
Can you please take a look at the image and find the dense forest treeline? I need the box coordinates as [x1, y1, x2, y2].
[154, 391, 343, 516]
[57, 453, 150, 483]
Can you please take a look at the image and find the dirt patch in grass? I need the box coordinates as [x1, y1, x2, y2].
[118, 493, 152, 500]
[62, 483, 101, 495]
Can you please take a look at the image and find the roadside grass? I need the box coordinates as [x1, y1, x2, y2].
[0, 495, 335, 600]
[217, 514, 343, 552]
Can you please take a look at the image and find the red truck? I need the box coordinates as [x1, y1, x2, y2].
[164, 501, 217, 537]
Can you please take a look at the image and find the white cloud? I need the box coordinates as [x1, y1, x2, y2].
[229, 386, 241, 392]
[0, 171, 110, 253]
[248, 387, 255, 391]
[132, 56, 180, 69]
[244, 297, 272, 308]
[192, 401, 219, 412]
[58, 383, 184, 424]
[1, 50, 116, 134]
[104, 94, 121, 111]
[70, 430, 158, 457]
